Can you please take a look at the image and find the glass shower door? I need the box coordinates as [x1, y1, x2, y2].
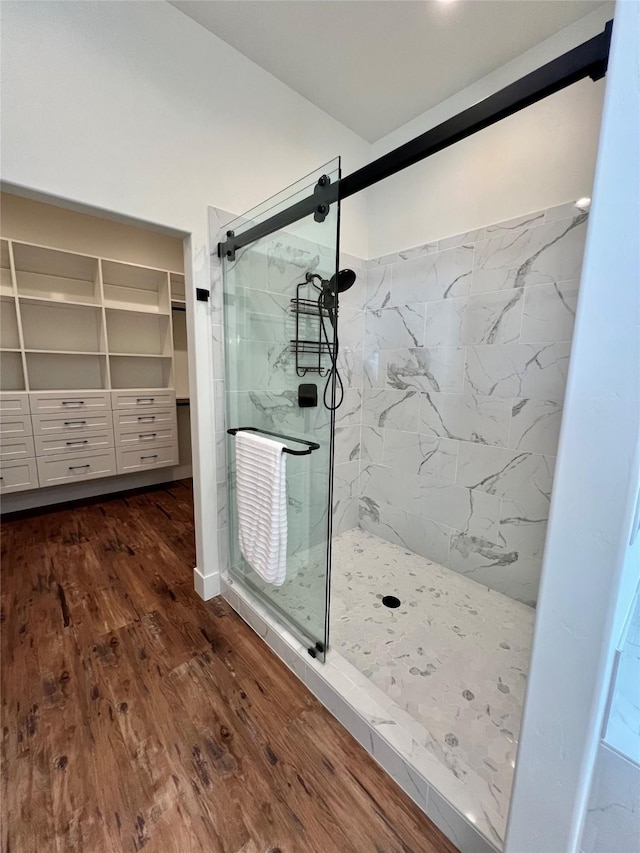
[221, 159, 340, 661]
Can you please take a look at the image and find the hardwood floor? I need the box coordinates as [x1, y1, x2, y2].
[1, 480, 457, 853]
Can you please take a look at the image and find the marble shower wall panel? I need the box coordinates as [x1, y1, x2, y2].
[332, 251, 367, 535]
[358, 202, 589, 605]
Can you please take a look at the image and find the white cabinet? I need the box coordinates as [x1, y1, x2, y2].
[0, 392, 29, 415]
[0, 414, 32, 439]
[29, 391, 111, 415]
[0, 435, 35, 461]
[116, 443, 178, 475]
[37, 448, 117, 487]
[115, 425, 176, 448]
[110, 390, 176, 411]
[111, 391, 176, 475]
[35, 430, 114, 457]
[32, 412, 112, 435]
[113, 407, 176, 429]
[0, 457, 38, 494]
[0, 238, 183, 496]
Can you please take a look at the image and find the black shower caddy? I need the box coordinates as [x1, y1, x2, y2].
[289, 280, 332, 377]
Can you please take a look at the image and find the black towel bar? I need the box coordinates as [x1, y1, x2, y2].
[227, 427, 320, 456]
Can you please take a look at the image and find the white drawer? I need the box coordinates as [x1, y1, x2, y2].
[29, 391, 110, 415]
[116, 443, 177, 474]
[0, 414, 33, 439]
[0, 457, 38, 493]
[111, 389, 175, 411]
[0, 435, 35, 461]
[0, 392, 29, 415]
[115, 424, 176, 448]
[112, 407, 176, 429]
[32, 411, 111, 436]
[34, 430, 114, 457]
[36, 448, 116, 487]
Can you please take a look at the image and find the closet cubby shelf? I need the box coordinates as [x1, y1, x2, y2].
[0, 238, 185, 395]
[102, 259, 170, 315]
[104, 305, 170, 317]
[18, 294, 101, 310]
[109, 353, 172, 359]
[24, 349, 106, 356]
[13, 243, 101, 305]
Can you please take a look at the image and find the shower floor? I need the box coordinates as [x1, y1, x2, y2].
[331, 528, 535, 832]
[232, 526, 535, 840]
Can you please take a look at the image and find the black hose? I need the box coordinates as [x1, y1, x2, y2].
[317, 292, 344, 410]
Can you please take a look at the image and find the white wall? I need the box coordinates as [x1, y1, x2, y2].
[366, 4, 613, 258]
[0, 0, 370, 590]
[506, 2, 640, 849]
[0, 2, 370, 256]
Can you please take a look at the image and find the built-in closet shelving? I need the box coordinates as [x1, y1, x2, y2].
[0, 238, 188, 494]
[169, 272, 189, 403]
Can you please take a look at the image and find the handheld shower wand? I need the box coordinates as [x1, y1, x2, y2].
[304, 269, 356, 410]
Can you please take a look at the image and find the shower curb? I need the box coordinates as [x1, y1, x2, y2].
[221, 574, 503, 853]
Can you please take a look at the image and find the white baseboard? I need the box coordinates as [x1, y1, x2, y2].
[193, 566, 219, 600]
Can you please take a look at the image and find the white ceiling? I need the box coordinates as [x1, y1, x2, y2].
[170, 0, 605, 142]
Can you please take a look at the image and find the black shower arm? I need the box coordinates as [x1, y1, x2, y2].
[305, 272, 327, 289]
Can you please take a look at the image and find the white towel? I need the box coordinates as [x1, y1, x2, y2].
[235, 431, 288, 586]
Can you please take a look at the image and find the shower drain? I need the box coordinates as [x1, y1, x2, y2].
[382, 595, 401, 609]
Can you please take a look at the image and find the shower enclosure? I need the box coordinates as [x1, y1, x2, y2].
[221, 160, 341, 662]
[214, 22, 611, 851]
[219, 190, 590, 850]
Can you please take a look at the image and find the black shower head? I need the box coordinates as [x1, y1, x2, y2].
[304, 268, 357, 295]
[319, 268, 356, 317]
[329, 268, 357, 294]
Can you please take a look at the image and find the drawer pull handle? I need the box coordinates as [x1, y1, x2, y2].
[136, 397, 155, 404]
[68, 464, 90, 471]
[61, 401, 85, 407]
[137, 415, 155, 422]
[66, 440, 89, 446]
[139, 433, 156, 439]
[0, 476, 3, 481]
[140, 454, 158, 461]
[64, 420, 87, 427]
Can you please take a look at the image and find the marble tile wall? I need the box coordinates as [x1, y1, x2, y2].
[332, 250, 367, 535]
[213, 201, 589, 606]
[353, 202, 589, 606]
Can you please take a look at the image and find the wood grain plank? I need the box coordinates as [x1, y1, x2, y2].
[1, 479, 458, 853]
